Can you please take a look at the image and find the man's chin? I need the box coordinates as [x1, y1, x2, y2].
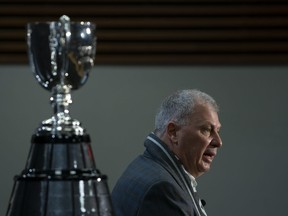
[200, 163, 211, 173]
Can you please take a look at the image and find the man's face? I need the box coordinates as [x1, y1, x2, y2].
[173, 103, 222, 177]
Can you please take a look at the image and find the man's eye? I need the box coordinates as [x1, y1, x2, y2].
[201, 127, 212, 135]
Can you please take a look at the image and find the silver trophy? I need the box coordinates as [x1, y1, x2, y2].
[6, 16, 114, 216]
[28, 15, 96, 136]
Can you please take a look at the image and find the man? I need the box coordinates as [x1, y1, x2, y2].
[112, 89, 222, 216]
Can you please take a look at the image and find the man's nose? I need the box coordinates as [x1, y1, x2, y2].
[212, 132, 222, 148]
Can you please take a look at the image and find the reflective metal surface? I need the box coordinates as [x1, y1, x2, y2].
[6, 16, 114, 216]
[6, 135, 113, 216]
[27, 15, 96, 137]
[27, 15, 96, 91]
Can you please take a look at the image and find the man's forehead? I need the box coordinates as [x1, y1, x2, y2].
[190, 104, 221, 126]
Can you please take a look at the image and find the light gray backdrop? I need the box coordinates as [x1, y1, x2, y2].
[0, 65, 287, 215]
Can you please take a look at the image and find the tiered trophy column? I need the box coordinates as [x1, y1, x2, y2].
[6, 16, 114, 216]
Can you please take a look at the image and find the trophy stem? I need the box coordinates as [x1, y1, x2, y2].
[50, 84, 72, 128]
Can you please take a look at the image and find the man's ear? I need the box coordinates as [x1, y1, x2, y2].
[166, 122, 179, 144]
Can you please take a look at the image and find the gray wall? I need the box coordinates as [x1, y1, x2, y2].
[0, 65, 287, 215]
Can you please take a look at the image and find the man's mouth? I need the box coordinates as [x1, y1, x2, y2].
[202, 151, 216, 163]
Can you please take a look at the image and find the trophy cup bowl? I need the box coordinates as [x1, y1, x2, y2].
[27, 15, 96, 91]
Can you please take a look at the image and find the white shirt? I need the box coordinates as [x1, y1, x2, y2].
[182, 166, 198, 192]
[182, 167, 208, 216]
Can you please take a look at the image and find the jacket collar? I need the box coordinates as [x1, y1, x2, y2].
[144, 133, 193, 192]
[144, 133, 205, 216]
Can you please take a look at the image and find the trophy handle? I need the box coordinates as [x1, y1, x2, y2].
[59, 15, 71, 86]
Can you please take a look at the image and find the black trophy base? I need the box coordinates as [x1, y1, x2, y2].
[6, 170, 113, 216]
[6, 134, 114, 216]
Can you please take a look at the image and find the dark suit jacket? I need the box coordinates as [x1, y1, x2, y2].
[111, 133, 207, 216]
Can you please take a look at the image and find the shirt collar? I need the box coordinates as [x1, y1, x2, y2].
[182, 166, 198, 191]
[148, 132, 198, 190]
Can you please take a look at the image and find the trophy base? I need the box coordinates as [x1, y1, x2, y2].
[6, 173, 113, 216]
[6, 132, 114, 216]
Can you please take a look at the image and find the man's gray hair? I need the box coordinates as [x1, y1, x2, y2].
[154, 89, 219, 136]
